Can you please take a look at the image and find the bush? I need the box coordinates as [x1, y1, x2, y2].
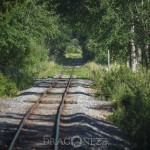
[0, 73, 18, 97]
[93, 65, 150, 149]
[0, 1, 60, 91]
[109, 82, 150, 149]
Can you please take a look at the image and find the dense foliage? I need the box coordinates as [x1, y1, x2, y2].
[93, 66, 150, 149]
[0, 73, 17, 97]
[50, 0, 150, 69]
[0, 0, 71, 95]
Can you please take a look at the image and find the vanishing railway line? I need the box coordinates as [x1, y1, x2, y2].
[0, 58, 133, 150]
[8, 59, 77, 150]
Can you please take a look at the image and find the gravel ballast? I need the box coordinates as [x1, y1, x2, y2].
[0, 77, 132, 150]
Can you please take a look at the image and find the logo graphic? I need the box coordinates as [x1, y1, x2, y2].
[43, 135, 108, 148]
[71, 135, 82, 148]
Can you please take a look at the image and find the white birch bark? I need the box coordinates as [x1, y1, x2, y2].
[108, 49, 110, 71]
[137, 47, 142, 63]
[130, 26, 137, 72]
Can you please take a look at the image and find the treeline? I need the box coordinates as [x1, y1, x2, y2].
[0, 1, 57, 68]
[50, 0, 150, 71]
[0, 0, 73, 96]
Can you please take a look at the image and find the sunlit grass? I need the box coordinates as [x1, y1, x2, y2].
[74, 62, 103, 79]
[65, 53, 82, 58]
[38, 61, 102, 79]
[38, 61, 65, 78]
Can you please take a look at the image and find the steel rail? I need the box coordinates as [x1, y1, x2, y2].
[54, 60, 76, 150]
[8, 59, 75, 150]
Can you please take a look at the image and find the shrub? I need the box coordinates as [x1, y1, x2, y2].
[109, 82, 150, 149]
[0, 1, 60, 91]
[93, 65, 150, 149]
[0, 73, 18, 97]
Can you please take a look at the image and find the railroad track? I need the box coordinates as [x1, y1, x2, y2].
[8, 59, 77, 150]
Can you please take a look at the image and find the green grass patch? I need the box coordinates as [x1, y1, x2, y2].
[74, 62, 103, 79]
[38, 61, 102, 79]
[38, 61, 65, 78]
[65, 53, 82, 58]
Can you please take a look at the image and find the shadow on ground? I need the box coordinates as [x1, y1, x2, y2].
[59, 113, 133, 150]
[0, 78, 134, 150]
[55, 58, 83, 66]
[0, 112, 133, 150]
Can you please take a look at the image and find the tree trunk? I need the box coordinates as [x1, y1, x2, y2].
[145, 43, 149, 69]
[108, 49, 110, 71]
[136, 45, 142, 63]
[130, 25, 137, 72]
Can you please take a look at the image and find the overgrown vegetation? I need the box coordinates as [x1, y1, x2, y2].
[0, 0, 70, 96]
[74, 62, 100, 79]
[38, 61, 100, 79]
[93, 66, 150, 149]
[38, 61, 65, 78]
[0, 73, 18, 97]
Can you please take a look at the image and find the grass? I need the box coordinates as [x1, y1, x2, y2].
[38, 60, 102, 79]
[38, 51, 102, 79]
[38, 61, 65, 78]
[65, 53, 82, 58]
[74, 62, 102, 79]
